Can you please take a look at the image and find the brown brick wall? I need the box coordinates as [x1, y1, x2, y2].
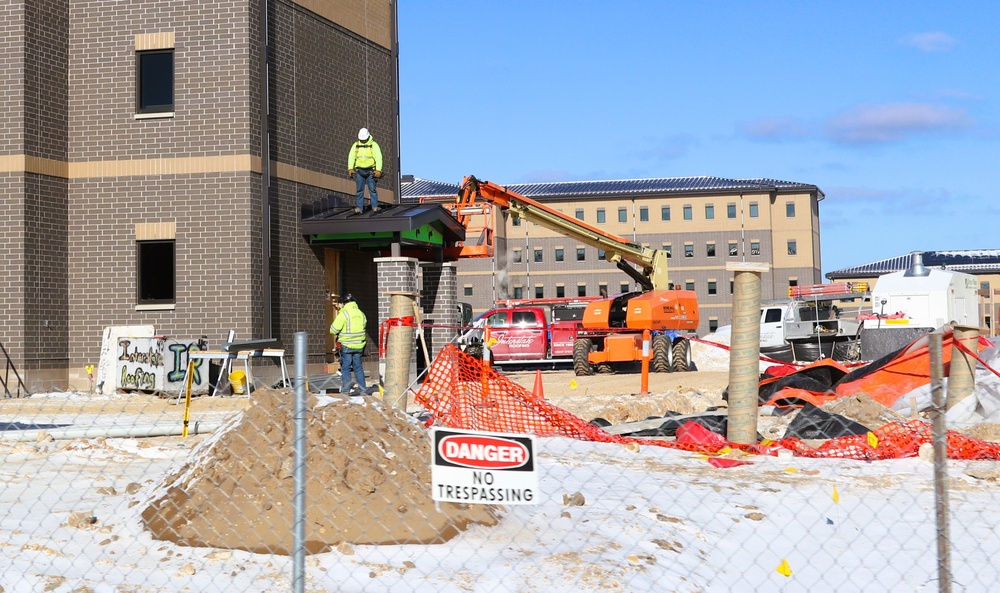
[0, 173, 26, 384]
[0, 1, 25, 156]
[25, 0, 68, 161]
[24, 173, 69, 374]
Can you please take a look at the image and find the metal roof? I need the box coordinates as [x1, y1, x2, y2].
[300, 195, 465, 252]
[401, 175, 821, 201]
[826, 250, 1000, 280]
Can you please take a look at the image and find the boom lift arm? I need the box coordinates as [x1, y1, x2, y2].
[455, 176, 671, 292]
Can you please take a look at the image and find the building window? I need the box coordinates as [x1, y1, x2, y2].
[137, 49, 174, 114]
[662, 244, 672, 258]
[533, 249, 543, 262]
[705, 204, 714, 220]
[685, 281, 695, 291]
[730, 280, 734, 294]
[576, 247, 586, 261]
[684, 244, 694, 258]
[661, 206, 670, 221]
[728, 241, 738, 256]
[709, 319, 719, 332]
[137, 240, 175, 304]
[512, 217, 521, 226]
[620, 282, 630, 293]
[463, 285, 473, 297]
[599, 283, 608, 297]
[787, 240, 797, 256]
[556, 285, 565, 298]
[789, 278, 798, 288]
[727, 203, 736, 219]
[575, 208, 584, 221]
[513, 286, 523, 299]
[618, 207, 627, 223]
[535, 286, 544, 298]
[555, 248, 564, 262]
[598, 249, 607, 261]
[639, 206, 649, 222]
[706, 243, 716, 257]
[786, 202, 796, 217]
[597, 209, 606, 223]
[750, 241, 760, 256]
[513, 249, 522, 263]
[749, 202, 759, 217]
[981, 281, 991, 291]
[683, 205, 692, 220]
[577, 284, 587, 297]
[708, 281, 717, 295]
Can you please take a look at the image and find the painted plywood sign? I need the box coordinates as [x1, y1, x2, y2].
[115, 337, 209, 394]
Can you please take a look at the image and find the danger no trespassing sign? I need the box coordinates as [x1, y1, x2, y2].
[431, 427, 538, 505]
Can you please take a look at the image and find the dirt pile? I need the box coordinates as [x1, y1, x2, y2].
[141, 388, 498, 555]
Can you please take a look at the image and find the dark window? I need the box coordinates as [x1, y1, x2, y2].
[464, 286, 473, 297]
[751, 241, 761, 256]
[554, 248, 564, 262]
[639, 207, 648, 222]
[663, 245, 672, 258]
[513, 286, 523, 299]
[598, 249, 606, 261]
[708, 281, 717, 295]
[786, 202, 796, 217]
[787, 240, 797, 256]
[789, 279, 798, 288]
[534, 286, 544, 298]
[764, 308, 783, 323]
[749, 202, 759, 217]
[620, 282, 630, 293]
[729, 280, 734, 294]
[534, 249, 543, 262]
[705, 204, 714, 220]
[661, 206, 670, 221]
[706, 244, 716, 257]
[137, 240, 175, 303]
[683, 205, 692, 220]
[556, 285, 565, 298]
[709, 319, 718, 332]
[618, 207, 627, 223]
[728, 242, 738, 256]
[685, 281, 695, 291]
[576, 248, 585, 261]
[727, 203, 736, 219]
[597, 209, 606, 223]
[575, 209, 584, 221]
[513, 249, 522, 263]
[577, 285, 587, 297]
[684, 245, 694, 258]
[137, 50, 174, 114]
[512, 217, 521, 226]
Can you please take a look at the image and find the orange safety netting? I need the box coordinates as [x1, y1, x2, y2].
[414, 345, 1000, 461]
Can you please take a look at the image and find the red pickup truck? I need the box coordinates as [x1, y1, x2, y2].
[459, 305, 584, 366]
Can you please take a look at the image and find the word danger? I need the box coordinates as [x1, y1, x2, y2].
[438, 434, 529, 469]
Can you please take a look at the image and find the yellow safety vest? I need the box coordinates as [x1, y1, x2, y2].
[330, 302, 367, 350]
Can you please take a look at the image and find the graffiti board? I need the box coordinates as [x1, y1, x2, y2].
[115, 337, 209, 394]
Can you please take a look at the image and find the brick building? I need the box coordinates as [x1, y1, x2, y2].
[1, 1, 409, 391]
[402, 175, 826, 336]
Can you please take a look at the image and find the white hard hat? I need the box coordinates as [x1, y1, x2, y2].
[358, 128, 370, 141]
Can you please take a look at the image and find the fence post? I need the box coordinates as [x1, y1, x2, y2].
[929, 331, 952, 593]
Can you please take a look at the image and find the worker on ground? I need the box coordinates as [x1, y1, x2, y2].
[330, 294, 368, 393]
[347, 127, 383, 214]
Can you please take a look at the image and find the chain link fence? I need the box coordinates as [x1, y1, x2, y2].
[3, 333, 1000, 592]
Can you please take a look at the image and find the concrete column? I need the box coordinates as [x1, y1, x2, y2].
[947, 324, 979, 410]
[726, 262, 770, 445]
[384, 292, 418, 409]
[419, 262, 459, 363]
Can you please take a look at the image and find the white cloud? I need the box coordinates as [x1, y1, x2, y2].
[825, 102, 972, 144]
[738, 117, 810, 141]
[899, 31, 957, 52]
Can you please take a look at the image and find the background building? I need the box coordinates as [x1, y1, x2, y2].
[827, 250, 1000, 335]
[402, 175, 825, 335]
[1, 0, 399, 391]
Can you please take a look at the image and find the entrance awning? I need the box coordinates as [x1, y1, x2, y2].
[300, 196, 465, 259]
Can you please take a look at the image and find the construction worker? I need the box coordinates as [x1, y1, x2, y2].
[347, 127, 383, 214]
[330, 294, 368, 393]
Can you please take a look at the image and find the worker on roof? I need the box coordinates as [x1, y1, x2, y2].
[347, 127, 383, 214]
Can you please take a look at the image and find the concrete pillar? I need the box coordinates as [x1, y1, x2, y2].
[419, 262, 459, 363]
[947, 324, 979, 410]
[384, 292, 418, 409]
[726, 262, 770, 445]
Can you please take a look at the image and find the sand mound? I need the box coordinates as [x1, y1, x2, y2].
[141, 388, 498, 555]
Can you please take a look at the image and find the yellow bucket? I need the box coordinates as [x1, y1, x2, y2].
[229, 370, 247, 395]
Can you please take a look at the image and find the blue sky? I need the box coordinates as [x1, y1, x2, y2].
[397, 1, 999, 276]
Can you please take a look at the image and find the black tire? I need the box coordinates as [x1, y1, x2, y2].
[652, 334, 671, 373]
[573, 338, 595, 376]
[671, 338, 691, 372]
[596, 362, 614, 374]
[465, 343, 483, 361]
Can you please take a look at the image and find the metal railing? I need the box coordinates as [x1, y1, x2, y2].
[0, 339, 29, 398]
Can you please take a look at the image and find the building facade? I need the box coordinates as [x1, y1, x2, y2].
[1, 0, 399, 391]
[403, 176, 826, 336]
